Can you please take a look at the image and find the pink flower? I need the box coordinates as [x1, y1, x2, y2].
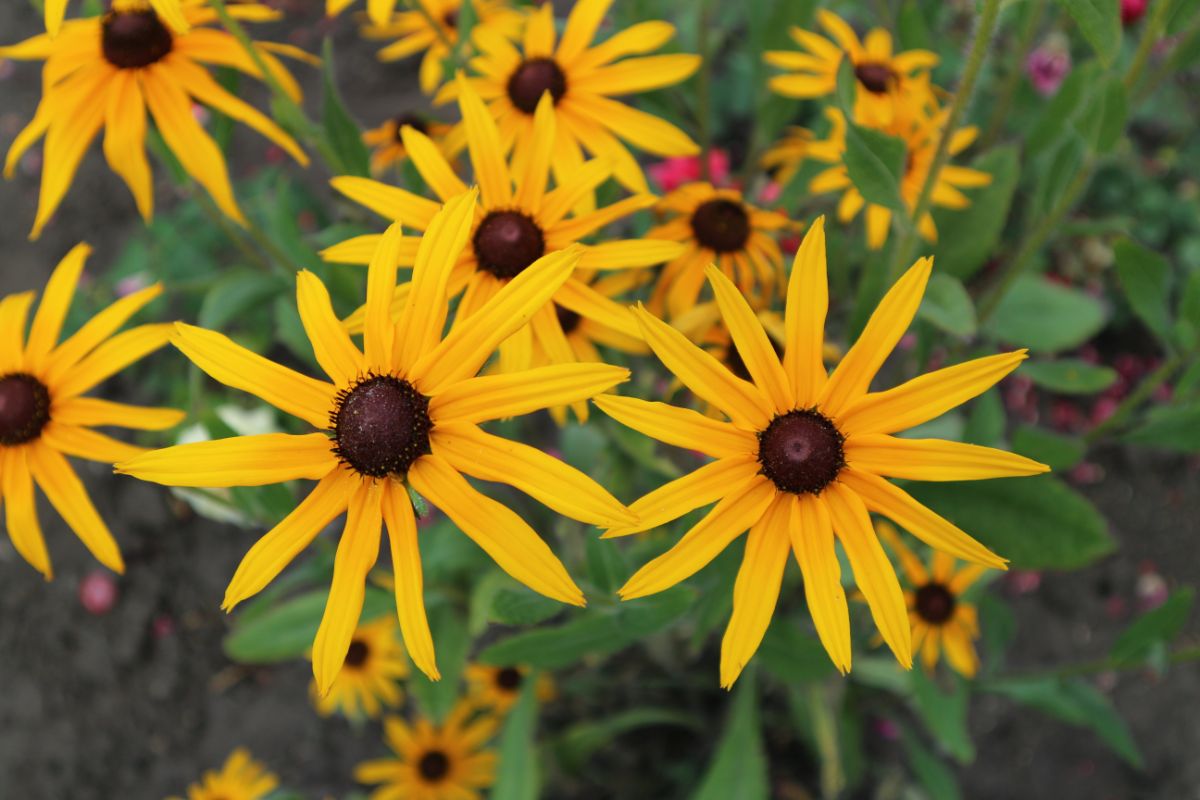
[79, 570, 118, 615]
[1027, 40, 1071, 97]
[1005, 570, 1042, 595]
[115, 274, 150, 298]
[1121, 0, 1148, 25]
[647, 149, 731, 191]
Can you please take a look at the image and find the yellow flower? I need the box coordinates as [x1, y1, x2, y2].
[439, 0, 700, 196]
[168, 748, 278, 800]
[326, 79, 681, 416]
[465, 663, 555, 713]
[45, 0, 189, 38]
[595, 218, 1049, 687]
[117, 191, 636, 691]
[645, 183, 790, 320]
[356, 701, 498, 800]
[808, 107, 992, 249]
[362, 113, 453, 175]
[0, 243, 177, 579]
[310, 615, 408, 719]
[760, 126, 813, 190]
[764, 10, 937, 128]
[1, 0, 311, 239]
[877, 520, 985, 677]
[359, 0, 526, 94]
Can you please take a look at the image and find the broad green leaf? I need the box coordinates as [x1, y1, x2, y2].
[1123, 403, 1200, 452]
[1110, 587, 1195, 666]
[1012, 425, 1086, 471]
[491, 675, 541, 800]
[585, 534, 627, 594]
[1114, 239, 1175, 345]
[983, 275, 1107, 353]
[918, 273, 977, 337]
[223, 586, 394, 664]
[490, 589, 563, 627]
[1054, 0, 1121, 66]
[199, 270, 286, 330]
[843, 123, 907, 212]
[407, 605, 469, 723]
[555, 709, 699, 772]
[1026, 67, 1091, 160]
[963, 389, 1005, 447]
[904, 475, 1115, 570]
[1175, 268, 1200, 349]
[899, 726, 962, 800]
[1022, 359, 1118, 394]
[1034, 132, 1086, 221]
[910, 670, 974, 764]
[757, 622, 837, 684]
[320, 39, 371, 178]
[984, 677, 1142, 767]
[691, 671, 769, 800]
[931, 146, 1020, 281]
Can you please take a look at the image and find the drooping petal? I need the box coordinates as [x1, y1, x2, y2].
[400, 126, 467, 201]
[783, 217, 828, 407]
[593, 394, 757, 460]
[115, 433, 336, 487]
[571, 55, 701, 95]
[329, 176, 440, 229]
[431, 363, 629, 424]
[28, 442, 123, 573]
[381, 480, 438, 681]
[873, 518, 929, 586]
[101, 70, 153, 221]
[1, 447, 52, 579]
[789, 493, 852, 673]
[845, 434, 1049, 481]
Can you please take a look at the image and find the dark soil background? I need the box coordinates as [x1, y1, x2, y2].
[1, 3, 1198, 799]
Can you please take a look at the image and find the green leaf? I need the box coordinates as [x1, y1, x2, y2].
[904, 475, 1115, 570]
[1114, 238, 1175, 345]
[963, 388, 1005, 447]
[843, 123, 907, 212]
[1012, 425, 1086, 471]
[691, 671, 769, 800]
[910, 670, 974, 764]
[983, 275, 1107, 353]
[555, 709, 698, 772]
[1123, 403, 1200, 452]
[756, 622, 836, 684]
[585, 533, 627, 595]
[199, 270, 285, 330]
[1110, 587, 1195, 666]
[320, 39, 371, 178]
[1175, 268, 1200, 349]
[899, 725, 962, 800]
[931, 146, 1020, 281]
[918, 273, 977, 337]
[490, 674, 541, 800]
[1034, 132, 1086, 221]
[1021, 359, 1118, 394]
[407, 604, 469, 723]
[1026, 67, 1091, 160]
[984, 677, 1142, 767]
[1054, 0, 1121, 66]
[223, 586, 394, 664]
[490, 589, 563, 627]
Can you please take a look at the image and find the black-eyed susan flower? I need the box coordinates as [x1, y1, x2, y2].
[0, 243, 176, 579]
[760, 126, 813, 189]
[595, 218, 1049, 687]
[877, 520, 985, 677]
[117, 191, 635, 691]
[764, 10, 937, 128]
[1, 0, 310, 239]
[359, 0, 525, 94]
[363, 112, 453, 174]
[168, 748, 278, 800]
[310, 615, 408, 719]
[645, 182, 791, 320]
[46, 0, 189, 38]
[326, 79, 680, 403]
[465, 663, 554, 713]
[440, 0, 700, 195]
[356, 701, 497, 800]
[808, 107, 992, 250]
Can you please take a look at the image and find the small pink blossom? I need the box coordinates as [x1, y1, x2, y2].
[1005, 569, 1042, 595]
[79, 570, 118, 615]
[152, 614, 176, 638]
[1027, 40, 1071, 97]
[115, 274, 150, 298]
[1136, 564, 1168, 611]
[1068, 460, 1105, 484]
[1121, 0, 1148, 25]
[647, 149, 731, 192]
[191, 103, 210, 126]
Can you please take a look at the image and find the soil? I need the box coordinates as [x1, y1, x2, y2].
[1, 4, 1198, 800]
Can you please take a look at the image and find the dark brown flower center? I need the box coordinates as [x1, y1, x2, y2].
[393, 113, 429, 143]
[915, 583, 956, 625]
[555, 304, 582, 336]
[417, 750, 451, 782]
[442, 9, 459, 30]
[0, 373, 51, 446]
[344, 638, 370, 668]
[854, 61, 897, 94]
[331, 374, 432, 479]
[102, 10, 173, 69]
[473, 211, 546, 279]
[757, 409, 845, 494]
[507, 58, 568, 114]
[691, 199, 751, 254]
[495, 667, 524, 692]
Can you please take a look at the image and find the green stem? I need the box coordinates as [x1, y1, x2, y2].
[696, 0, 714, 183]
[1124, 0, 1173, 91]
[979, 0, 1046, 149]
[886, 0, 1003, 282]
[1140, 15, 1200, 97]
[1051, 643, 1200, 680]
[1084, 353, 1188, 443]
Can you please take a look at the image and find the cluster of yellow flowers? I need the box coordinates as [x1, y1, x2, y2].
[1, 0, 1043, 710]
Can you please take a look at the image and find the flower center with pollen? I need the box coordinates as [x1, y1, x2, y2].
[854, 62, 897, 94]
[0, 373, 51, 446]
[102, 10, 173, 69]
[691, 199, 751, 254]
[418, 750, 451, 782]
[473, 211, 546, 279]
[915, 583, 956, 625]
[393, 113, 429, 143]
[757, 409, 845, 494]
[507, 58, 568, 114]
[344, 639, 370, 669]
[331, 374, 432, 479]
[495, 667, 524, 692]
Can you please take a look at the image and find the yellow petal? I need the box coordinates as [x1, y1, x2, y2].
[43, 422, 143, 464]
[720, 494, 791, 688]
[514, 93, 556, 212]
[25, 242, 90, 363]
[313, 480, 383, 694]
[557, 0, 612, 63]
[631, 304, 773, 431]
[571, 55, 701, 95]
[431, 363, 629, 424]
[619, 475, 775, 599]
[296, 270, 363, 385]
[705, 264, 792, 413]
[873, 518, 929, 586]
[552, 277, 642, 339]
[329, 176, 440, 229]
[593, 394, 757, 460]
[783, 218, 829, 407]
[819, 258, 931, 417]
[571, 20, 675, 71]
[0, 293, 35, 373]
[567, 94, 699, 157]
[457, 75, 512, 208]
[604, 456, 761, 539]
[432, 423, 635, 528]
[838, 468, 1007, 569]
[171, 322, 337, 429]
[940, 624, 979, 678]
[381, 480, 438, 680]
[44, 0, 68, 37]
[223, 469, 352, 610]
[408, 454, 585, 606]
[574, 239, 685, 271]
[102, 71, 153, 221]
[789, 493, 852, 673]
[401, 126, 467, 201]
[28, 442, 123, 573]
[115, 433, 336, 487]
[43, 284, 162, 383]
[364, 221, 404, 366]
[837, 350, 1029, 435]
[845, 434, 1049, 481]
[54, 323, 173, 399]
[822, 483, 912, 668]
[1, 447, 52, 579]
